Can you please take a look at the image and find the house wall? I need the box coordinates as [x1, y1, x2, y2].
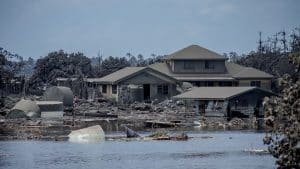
[149, 83, 177, 101]
[228, 89, 274, 117]
[100, 84, 118, 101]
[238, 79, 272, 90]
[122, 71, 174, 85]
[99, 70, 177, 103]
[189, 81, 237, 87]
[173, 60, 226, 73]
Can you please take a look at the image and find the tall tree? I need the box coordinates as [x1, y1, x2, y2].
[263, 51, 300, 168]
[0, 47, 24, 105]
[100, 56, 130, 76]
[29, 50, 92, 94]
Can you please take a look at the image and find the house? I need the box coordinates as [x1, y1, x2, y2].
[173, 87, 275, 118]
[89, 45, 273, 102]
[56, 45, 273, 103]
[148, 45, 273, 89]
[89, 67, 178, 103]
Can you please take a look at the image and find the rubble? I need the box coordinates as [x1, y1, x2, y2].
[68, 125, 105, 143]
[147, 130, 188, 141]
[0, 94, 265, 141]
[228, 118, 247, 129]
[7, 99, 41, 119]
[124, 126, 140, 138]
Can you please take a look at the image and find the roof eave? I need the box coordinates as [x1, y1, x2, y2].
[173, 97, 226, 101]
[167, 58, 228, 61]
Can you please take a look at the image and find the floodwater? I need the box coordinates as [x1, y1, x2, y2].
[0, 131, 275, 169]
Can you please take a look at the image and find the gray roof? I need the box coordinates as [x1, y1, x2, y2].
[35, 101, 63, 105]
[95, 67, 146, 84]
[95, 66, 177, 84]
[225, 62, 273, 79]
[173, 87, 273, 100]
[56, 77, 78, 81]
[166, 45, 227, 60]
[148, 62, 273, 81]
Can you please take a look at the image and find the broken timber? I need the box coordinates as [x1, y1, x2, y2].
[144, 120, 180, 128]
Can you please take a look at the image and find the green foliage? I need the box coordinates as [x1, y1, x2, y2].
[29, 50, 92, 94]
[99, 56, 130, 77]
[0, 47, 24, 80]
[263, 49, 300, 168]
[92, 54, 165, 77]
[235, 28, 300, 79]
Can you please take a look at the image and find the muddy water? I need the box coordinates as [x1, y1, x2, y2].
[0, 131, 275, 169]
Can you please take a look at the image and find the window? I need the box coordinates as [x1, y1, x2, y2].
[218, 81, 233, 86]
[204, 61, 214, 69]
[205, 61, 209, 69]
[112, 85, 117, 94]
[250, 81, 261, 87]
[158, 84, 168, 95]
[207, 81, 214, 86]
[102, 85, 107, 93]
[184, 61, 194, 69]
[163, 85, 168, 95]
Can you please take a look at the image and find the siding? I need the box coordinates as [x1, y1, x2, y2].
[173, 60, 226, 73]
[238, 79, 271, 90]
[100, 84, 118, 101]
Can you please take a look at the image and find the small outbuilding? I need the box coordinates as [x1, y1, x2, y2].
[43, 86, 74, 107]
[7, 99, 41, 118]
[173, 87, 275, 118]
[35, 101, 64, 118]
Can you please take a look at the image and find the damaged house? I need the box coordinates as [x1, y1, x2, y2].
[76, 45, 273, 103]
[85, 67, 178, 103]
[56, 44, 275, 117]
[173, 86, 275, 118]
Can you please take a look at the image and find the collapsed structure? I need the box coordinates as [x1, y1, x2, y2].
[7, 86, 74, 119]
[43, 86, 74, 110]
[7, 99, 41, 118]
[173, 87, 275, 118]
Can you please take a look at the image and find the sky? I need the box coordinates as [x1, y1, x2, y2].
[0, 0, 299, 59]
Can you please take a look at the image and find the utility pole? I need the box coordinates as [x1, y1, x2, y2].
[258, 31, 263, 55]
[22, 76, 26, 99]
[273, 33, 278, 53]
[280, 30, 288, 55]
[97, 50, 103, 72]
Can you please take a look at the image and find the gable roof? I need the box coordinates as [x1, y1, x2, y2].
[95, 66, 177, 84]
[173, 87, 274, 100]
[166, 45, 227, 60]
[93, 67, 146, 84]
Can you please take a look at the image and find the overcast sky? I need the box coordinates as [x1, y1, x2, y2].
[0, 0, 299, 59]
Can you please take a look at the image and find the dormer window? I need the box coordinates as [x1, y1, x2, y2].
[184, 61, 194, 69]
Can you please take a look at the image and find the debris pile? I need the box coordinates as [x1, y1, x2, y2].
[0, 96, 20, 116]
[148, 130, 188, 141]
[68, 125, 105, 143]
[228, 118, 246, 129]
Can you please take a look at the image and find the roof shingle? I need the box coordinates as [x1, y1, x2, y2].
[94, 67, 146, 84]
[173, 87, 273, 100]
[166, 45, 227, 60]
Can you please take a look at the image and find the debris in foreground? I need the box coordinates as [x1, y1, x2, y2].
[68, 125, 105, 143]
[124, 126, 140, 138]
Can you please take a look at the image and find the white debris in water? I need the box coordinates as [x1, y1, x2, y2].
[68, 125, 105, 143]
